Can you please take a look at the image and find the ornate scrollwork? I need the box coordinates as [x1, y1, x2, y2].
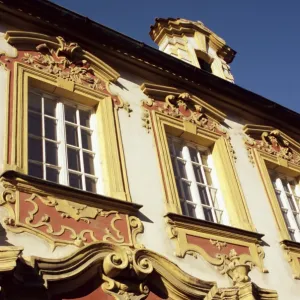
[218, 249, 253, 286]
[141, 108, 151, 133]
[142, 92, 225, 134]
[2, 191, 128, 248]
[101, 247, 153, 299]
[129, 216, 145, 249]
[210, 239, 227, 251]
[114, 97, 132, 117]
[21, 36, 106, 92]
[245, 129, 300, 166]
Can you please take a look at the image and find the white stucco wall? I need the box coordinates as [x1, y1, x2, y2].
[108, 69, 300, 297]
[0, 21, 299, 299]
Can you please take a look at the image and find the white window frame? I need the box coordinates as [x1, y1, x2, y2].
[28, 88, 102, 193]
[167, 135, 229, 225]
[269, 171, 300, 242]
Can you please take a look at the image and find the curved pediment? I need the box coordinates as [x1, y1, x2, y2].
[4, 31, 120, 83]
[244, 125, 300, 166]
[141, 83, 225, 124]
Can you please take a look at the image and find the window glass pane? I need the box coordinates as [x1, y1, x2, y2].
[282, 210, 292, 228]
[83, 152, 95, 175]
[198, 185, 210, 205]
[28, 93, 41, 113]
[215, 209, 223, 224]
[193, 165, 205, 183]
[45, 118, 57, 140]
[203, 207, 214, 222]
[293, 213, 300, 230]
[80, 110, 91, 127]
[81, 129, 93, 150]
[67, 148, 81, 171]
[44, 98, 56, 116]
[200, 152, 209, 166]
[65, 106, 77, 123]
[180, 201, 189, 216]
[177, 159, 187, 179]
[28, 162, 43, 179]
[182, 181, 192, 201]
[209, 188, 218, 207]
[287, 194, 297, 211]
[69, 173, 82, 189]
[175, 179, 185, 199]
[281, 179, 290, 193]
[46, 141, 58, 165]
[173, 142, 183, 158]
[187, 203, 196, 218]
[85, 177, 97, 193]
[66, 124, 78, 146]
[28, 112, 42, 136]
[28, 137, 43, 162]
[204, 167, 212, 186]
[46, 167, 59, 183]
[168, 139, 175, 156]
[290, 230, 296, 242]
[189, 147, 199, 163]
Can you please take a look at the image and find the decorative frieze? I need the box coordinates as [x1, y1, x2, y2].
[0, 174, 143, 249]
[166, 213, 268, 281]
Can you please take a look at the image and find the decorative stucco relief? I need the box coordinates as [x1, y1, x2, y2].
[25, 242, 277, 299]
[0, 177, 143, 250]
[2, 31, 131, 115]
[141, 90, 237, 161]
[244, 128, 300, 166]
[166, 214, 268, 279]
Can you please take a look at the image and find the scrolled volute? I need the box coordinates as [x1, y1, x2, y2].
[132, 253, 153, 280]
[103, 249, 129, 278]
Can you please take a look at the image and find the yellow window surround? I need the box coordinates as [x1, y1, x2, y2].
[141, 83, 267, 276]
[3, 31, 131, 202]
[244, 124, 300, 279]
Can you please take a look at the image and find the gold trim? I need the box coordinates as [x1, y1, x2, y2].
[244, 124, 300, 279]
[5, 31, 119, 82]
[0, 173, 142, 249]
[5, 61, 128, 201]
[26, 241, 277, 299]
[0, 246, 23, 272]
[166, 214, 267, 275]
[141, 85, 254, 231]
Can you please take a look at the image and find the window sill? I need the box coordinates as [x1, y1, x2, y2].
[280, 239, 300, 279]
[0, 171, 143, 249]
[165, 213, 268, 274]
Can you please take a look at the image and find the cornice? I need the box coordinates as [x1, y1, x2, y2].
[149, 18, 236, 63]
[1, 1, 300, 139]
[166, 213, 264, 242]
[1, 171, 142, 215]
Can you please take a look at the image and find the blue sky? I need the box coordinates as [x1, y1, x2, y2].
[51, 0, 300, 113]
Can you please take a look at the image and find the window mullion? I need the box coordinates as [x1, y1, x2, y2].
[58, 102, 68, 185]
[197, 151, 217, 222]
[182, 146, 202, 219]
[277, 178, 300, 240]
[77, 108, 86, 191]
[41, 96, 46, 180]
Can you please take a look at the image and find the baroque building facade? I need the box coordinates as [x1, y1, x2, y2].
[0, 1, 299, 299]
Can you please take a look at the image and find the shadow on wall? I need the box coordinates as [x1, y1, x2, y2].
[0, 222, 13, 246]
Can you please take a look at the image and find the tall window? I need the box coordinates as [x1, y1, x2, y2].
[269, 171, 300, 242]
[168, 135, 228, 224]
[28, 89, 99, 193]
